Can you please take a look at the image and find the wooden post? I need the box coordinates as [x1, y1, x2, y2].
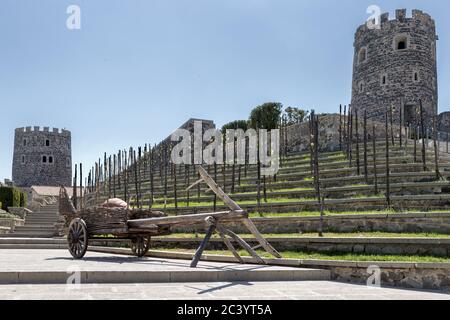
[173, 163, 178, 213]
[118, 150, 121, 190]
[134, 149, 140, 208]
[190, 223, 216, 268]
[349, 107, 353, 166]
[339, 104, 342, 151]
[256, 130, 261, 215]
[433, 115, 440, 180]
[138, 147, 143, 208]
[213, 163, 217, 211]
[313, 113, 324, 237]
[419, 100, 427, 171]
[414, 124, 418, 162]
[399, 99, 403, 148]
[79, 163, 83, 210]
[73, 164, 78, 209]
[343, 105, 347, 154]
[363, 110, 368, 182]
[385, 110, 391, 206]
[372, 125, 378, 194]
[149, 146, 154, 208]
[113, 154, 116, 198]
[355, 109, 360, 175]
[447, 131, 449, 154]
[390, 104, 395, 146]
[124, 150, 128, 204]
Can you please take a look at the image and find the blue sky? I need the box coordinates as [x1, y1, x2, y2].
[0, 0, 449, 180]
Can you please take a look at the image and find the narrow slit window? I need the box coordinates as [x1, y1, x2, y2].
[21, 155, 25, 164]
[49, 156, 53, 164]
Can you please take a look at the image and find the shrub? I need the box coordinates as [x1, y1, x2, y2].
[20, 192, 28, 207]
[0, 187, 21, 210]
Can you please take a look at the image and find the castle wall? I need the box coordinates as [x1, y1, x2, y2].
[351, 9, 438, 125]
[12, 126, 72, 187]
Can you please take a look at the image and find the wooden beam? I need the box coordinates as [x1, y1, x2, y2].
[127, 210, 247, 228]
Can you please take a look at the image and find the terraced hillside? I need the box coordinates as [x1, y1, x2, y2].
[82, 137, 450, 259]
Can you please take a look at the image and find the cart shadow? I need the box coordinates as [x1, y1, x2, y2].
[186, 281, 254, 295]
[45, 256, 268, 271]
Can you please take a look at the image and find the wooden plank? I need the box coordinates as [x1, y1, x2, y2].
[206, 217, 243, 264]
[127, 210, 247, 227]
[218, 226, 265, 264]
[190, 224, 216, 268]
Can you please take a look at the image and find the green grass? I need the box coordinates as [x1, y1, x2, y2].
[157, 231, 450, 239]
[0, 213, 20, 219]
[151, 248, 450, 263]
[249, 209, 450, 218]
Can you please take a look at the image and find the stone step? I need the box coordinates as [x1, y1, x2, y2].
[15, 226, 55, 232]
[0, 238, 65, 244]
[2, 232, 56, 238]
[0, 244, 65, 249]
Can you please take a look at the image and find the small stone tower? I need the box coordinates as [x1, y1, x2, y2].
[12, 126, 72, 187]
[351, 9, 438, 124]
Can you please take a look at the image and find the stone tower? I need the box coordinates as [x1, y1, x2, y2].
[351, 9, 438, 124]
[12, 126, 72, 187]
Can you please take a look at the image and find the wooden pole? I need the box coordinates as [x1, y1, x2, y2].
[124, 150, 128, 204]
[363, 110, 368, 182]
[73, 164, 78, 210]
[79, 163, 83, 210]
[372, 125, 378, 194]
[355, 109, 360, 175]
[385, 110, 391, 206]
[256, 130, 261, 215]
[390, 104, 395, 146]
[399, 99, 403, 148]
[113, 154, 116, 198]
[419, 99, 427, 171]
[339, 104, 342, 151]
[313, 113, 324, 237]
[433, 115, 440, 180]
[173, 163, 178, 213]
[349, 107, 353, 166]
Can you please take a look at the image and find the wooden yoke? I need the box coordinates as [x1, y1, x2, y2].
[189, 166, 281, 268]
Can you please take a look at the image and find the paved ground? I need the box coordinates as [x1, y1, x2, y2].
[0, 249, 329, 283]
[0, 281, 449, 300]
[0, 249, 449, 299]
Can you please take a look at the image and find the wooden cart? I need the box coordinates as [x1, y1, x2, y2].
[60, 166, 281, 267]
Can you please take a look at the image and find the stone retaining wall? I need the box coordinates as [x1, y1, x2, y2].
[140, 250, 450, 291]
[173, 212, 450, 234]
[0, 218, 25, 232]
[149, 237, 450, 257]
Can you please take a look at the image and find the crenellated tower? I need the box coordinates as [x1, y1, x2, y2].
[12, 126, 72, 187]
[351, 9, 438, 124]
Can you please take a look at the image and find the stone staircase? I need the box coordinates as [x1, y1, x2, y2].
[6, 203, 59, 238]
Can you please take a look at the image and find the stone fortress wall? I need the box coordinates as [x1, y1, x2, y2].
[12, 126, 72, 187]
[351, 9, 438, 125]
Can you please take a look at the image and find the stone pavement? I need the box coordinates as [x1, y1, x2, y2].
[0, 281, 449, 300]
[0, 249, 329, 284]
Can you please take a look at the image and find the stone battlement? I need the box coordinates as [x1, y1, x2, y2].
[15, 126, 71, 136]
[357, 9, 435, 36]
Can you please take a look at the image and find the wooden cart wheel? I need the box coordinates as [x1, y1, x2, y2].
[67, 218, 88, 259]
[131, 236, 151, 257]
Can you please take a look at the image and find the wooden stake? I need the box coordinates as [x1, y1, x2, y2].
[372, 125, 378, 194]
[385, 110, 391, 206]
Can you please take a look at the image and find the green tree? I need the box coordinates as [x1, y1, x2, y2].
[221, 120, 249, 134]
[249, 102, 282, 130]
[284, 107, 309, 125]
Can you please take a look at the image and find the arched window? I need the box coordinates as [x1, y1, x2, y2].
[46, 139, 50, 147]
[49, 156, 53, 164]
[23, 139, 27, 147]
[394, 35, 409, 51]
[358, 47, 367, 64]
[42, 156, 47, 163]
